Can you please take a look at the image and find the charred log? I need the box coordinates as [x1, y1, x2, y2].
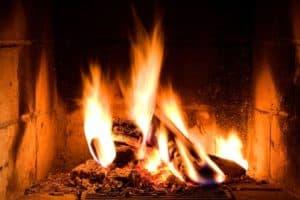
[209, 155, 246, 179]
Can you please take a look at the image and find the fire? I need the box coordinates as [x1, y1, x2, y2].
[81, 16, 233, 186]
[157, 125, 169, 163]
[158, 86, 189, 137]
[158, 86, 225, 184]
[144, 125, 184, 182]
[123, 19, 163, 159]
[82, 64, 116, 167]
[216, 130, 248, 169]
[144, 149, 161, 173]
[158, 125, 184, 181]
[176, 139, 202, 183]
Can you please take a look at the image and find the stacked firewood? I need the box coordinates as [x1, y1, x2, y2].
[111, 113, 246, 181]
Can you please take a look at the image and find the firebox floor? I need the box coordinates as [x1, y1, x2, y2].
[21, 183, 299, 200]
[230, 182, 298, 200]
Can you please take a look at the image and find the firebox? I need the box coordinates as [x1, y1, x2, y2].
[0, 1, 300, 200]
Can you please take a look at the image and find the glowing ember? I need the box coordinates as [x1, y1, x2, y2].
[216, 130, 248, 169]
[82, 64, 116, 167]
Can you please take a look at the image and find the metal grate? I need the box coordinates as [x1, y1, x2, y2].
[84, 188, 233, 200]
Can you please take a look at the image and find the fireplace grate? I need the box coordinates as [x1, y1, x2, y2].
[84, 187, 233, 200]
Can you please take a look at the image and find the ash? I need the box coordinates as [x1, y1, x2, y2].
[24, 119, 249, 198]
[25, 159, 200, 198]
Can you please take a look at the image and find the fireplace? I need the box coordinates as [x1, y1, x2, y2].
[0, 1, 300, 200]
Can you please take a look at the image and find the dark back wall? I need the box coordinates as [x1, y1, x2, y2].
[50, 0, 253, 114]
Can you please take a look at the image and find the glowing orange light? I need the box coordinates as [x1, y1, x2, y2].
[80, 17, 228, 186]
[158, 86, 225, 184]
[144, 149, 162, 173]
[121, 19, 163, 159]
[157, 125, 184, 181]
[216, 130, 248, 169]
[82, 64, 116, 167]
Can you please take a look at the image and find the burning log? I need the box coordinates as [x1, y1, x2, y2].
[24, 119, 246, 198]
[114, 145, 135, 167]
[209, 155, 246, 179]
[113, 133, 140, 149]
[85, 110, 246, 187]
[154, 106, 194, 150]
[153, 107, 219, 183]
[112, 119, 141, 149]
[154, 107, 201, 153]
[154, 107, 245, 180]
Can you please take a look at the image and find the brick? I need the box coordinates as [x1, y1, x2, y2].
[0, 124, 18, 199]
[0, 48, 20, 125]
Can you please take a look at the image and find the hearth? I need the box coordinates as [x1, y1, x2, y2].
[0, 1, 300, 200]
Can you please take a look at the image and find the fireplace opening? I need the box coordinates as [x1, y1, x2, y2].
[0, 1, 300, 200]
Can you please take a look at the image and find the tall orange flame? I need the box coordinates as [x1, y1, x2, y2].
[82, 64, 116, 167]
[124, 20, 163, 159]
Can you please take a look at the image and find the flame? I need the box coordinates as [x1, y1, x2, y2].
[158, 86, 225, 184]
[157, 125, 184, 181]
[123, 20, 163, 159]
[157, 126, 169, 163]
[144, 125, 184, 182]
[82, 64, 116, 167]
[176, 139, 202, 183]
[144, 149, 161, 173]
[159, 87, 189, 137]
[80, 17, 228, 185]
[216, 130, 248, 169]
